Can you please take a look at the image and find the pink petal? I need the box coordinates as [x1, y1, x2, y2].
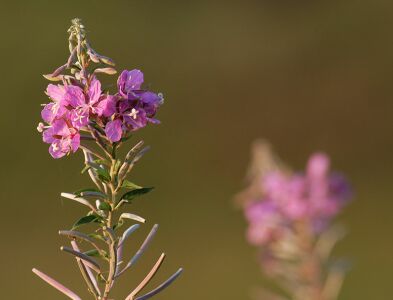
[65, 85, 85, 108]
[71, 134, 80, 153]
[41, 103, 55, 123]
[42, 127, 54, 144]
[126, 69, 144, 90]
[52, 119, 71, 137]
[88, 77, 102, 104]
[49, 141, 66, 159]
[46, 84, 66, 103]
[96, 95, 116, 117]
[105, 119, 123, 142]
[71, 107, 89, 128]
[307, 153, 330, 179]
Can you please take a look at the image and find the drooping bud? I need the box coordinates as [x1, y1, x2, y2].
[87, 49, 100, 63]
[98, 55, 115, 66]
[94, 67, 117, 75]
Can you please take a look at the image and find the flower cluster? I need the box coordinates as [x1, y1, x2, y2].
[244, 153, 351, 246]
[38, 70, 163, 158]
[238, 142, 352, 300]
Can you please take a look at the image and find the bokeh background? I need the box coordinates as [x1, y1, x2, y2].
[0, 0, 392, 299]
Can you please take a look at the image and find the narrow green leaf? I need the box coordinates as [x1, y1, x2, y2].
[97, 201, 111, 211]
[84, 249, 99, 257]
[73, 188, 106, 198]
[72, 215, 99, 230]
[86, 249, 109, 259]
[121, 180, 142, 190]
[87, 162, 111, 182]
[120, 187, 154, 201]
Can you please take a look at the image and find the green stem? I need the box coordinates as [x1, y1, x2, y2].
[102, 157, 119, 299]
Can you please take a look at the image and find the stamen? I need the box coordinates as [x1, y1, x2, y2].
[52, 143, 59, 152]
[129, 108, 138, 120]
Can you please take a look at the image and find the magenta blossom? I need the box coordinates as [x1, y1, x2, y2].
[65, 77, 111, 128]
[42, 118, 80, 158]
[41, 84, 68, 124]
[117, 69, 144, 98]
[244, 153, 351, 245]
[104, 70, 163, 142]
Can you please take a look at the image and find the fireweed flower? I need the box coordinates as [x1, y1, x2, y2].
[105, 70, 163, 142]
[238, 141, 352, 300]
[41, 84, 68, 124]
[42, 118, 80, 159]
[39, 68, 162, 155]
[33, 19, 182, 300]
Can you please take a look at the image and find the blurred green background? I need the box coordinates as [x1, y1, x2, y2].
[0, 0, 392, 299]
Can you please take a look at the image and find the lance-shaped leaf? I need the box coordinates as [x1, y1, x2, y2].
[116, 224, 158, 277]
[116, 224, 140, 274]
[72, 215, 100, 230]
[96, 200, 111, 211]
[59, 230, 101, 251]
[120, 187, 154, 202]
[125, 253, 166, 300]
[135, 268, 183, 300]
[71, 241, 101, 297]
[32, 268, 82, 300]
[119, 224, 141, 247]
[61, 193, 97, 212]
[73, 188, 107, 199]
[86, 162, 111, 182]
[119, 213, 146, 224]
[61, 246, 101, 273]
[121, 180, 143, 190]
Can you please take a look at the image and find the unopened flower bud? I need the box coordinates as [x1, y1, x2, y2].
[43, 74, 63, 82]
[87, 49, 100, 63]
[98, 56, 115, 66]
[51, 64, 67, 77]
[94, 67, 117, 75]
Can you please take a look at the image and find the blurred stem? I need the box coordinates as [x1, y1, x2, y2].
[294, 221, 325, 300]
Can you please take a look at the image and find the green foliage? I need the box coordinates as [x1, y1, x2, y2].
[120, 186, 154, 201]
[73, 188, 107, 199]
[72, 215, 100, 230]
[97, 201, 111, 211]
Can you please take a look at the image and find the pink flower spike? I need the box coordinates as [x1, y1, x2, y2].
[32, 268, 82, 300]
